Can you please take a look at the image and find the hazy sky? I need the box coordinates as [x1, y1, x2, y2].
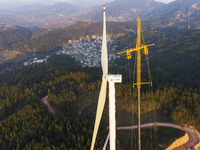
[0, 0, 176, 9]
[0, 0, 175, 4]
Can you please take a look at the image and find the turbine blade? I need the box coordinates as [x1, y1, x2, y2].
[90, 78, 107, 150]
[101, 4, 108, 75]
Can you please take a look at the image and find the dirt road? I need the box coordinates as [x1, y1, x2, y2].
[116, 122, 199, 149]
[78, 103, 91, 115]
[41, 96, 56, 114]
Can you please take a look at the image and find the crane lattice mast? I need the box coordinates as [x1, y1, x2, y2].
[118, 16, 154, 150]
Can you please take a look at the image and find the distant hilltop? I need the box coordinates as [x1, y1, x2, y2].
[0, 24, 18, 31]
[0, 0, 199, 29]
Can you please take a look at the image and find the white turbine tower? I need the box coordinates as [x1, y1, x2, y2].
[90, 5, 122, 150]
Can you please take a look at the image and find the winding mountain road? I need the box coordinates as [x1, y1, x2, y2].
[116, 122, 199, 149]
[41, 96, 56, 114]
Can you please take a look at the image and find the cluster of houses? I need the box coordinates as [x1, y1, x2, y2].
[23, 35, 120, 68]
[24, 56, 48, 66]
[56, 36, 120, 67]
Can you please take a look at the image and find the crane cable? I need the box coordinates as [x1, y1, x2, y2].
[142, 29, 152, 84]
[128, 58, 134, 150]
[131, 52, 137, 150]
[141, 28, 153, 149]
[120, 55, 137, 150]
[141, 27, 158, 149]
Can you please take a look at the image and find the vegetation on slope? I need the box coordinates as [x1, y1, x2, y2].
[0, 23, 200, 149]
[0, 25, 32, 50]
[115, 28, 200, 83]
[7, 22, 134, 53]
[0, 55, 105, 149]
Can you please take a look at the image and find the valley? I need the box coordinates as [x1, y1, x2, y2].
[0, 0, 200, 149]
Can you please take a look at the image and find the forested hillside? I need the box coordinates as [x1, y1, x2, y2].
[0, 53, 200, 149]
[0, 21, 135, 71]
[0, 21, 200, 149]
[9, 22, 134, 53]
[0, 55, 105, 149]
[115, 28, 200, 84]
[0, 25, 32, 50]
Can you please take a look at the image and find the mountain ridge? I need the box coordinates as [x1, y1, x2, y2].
[0, 0, 200, 29]
[0, 24, 32, 48]
[0, 3, 50, 14]
[0, 0, 164, 28]
[0, 2, 81, 28]
[143, 0, 200, 29]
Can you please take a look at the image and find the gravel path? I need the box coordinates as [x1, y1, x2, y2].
[116, 122, 199, 149]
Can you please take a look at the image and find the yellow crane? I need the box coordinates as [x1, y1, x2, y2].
[118, 16, 154, 150]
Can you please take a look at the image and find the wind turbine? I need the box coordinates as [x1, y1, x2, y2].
[90, 5, 122, 150]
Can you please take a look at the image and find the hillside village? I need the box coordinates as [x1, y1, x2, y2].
[23, 35, 120, 67]
[56, 35, 120, 67]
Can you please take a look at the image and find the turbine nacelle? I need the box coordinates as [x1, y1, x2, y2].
[108, 75, 122, 83]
